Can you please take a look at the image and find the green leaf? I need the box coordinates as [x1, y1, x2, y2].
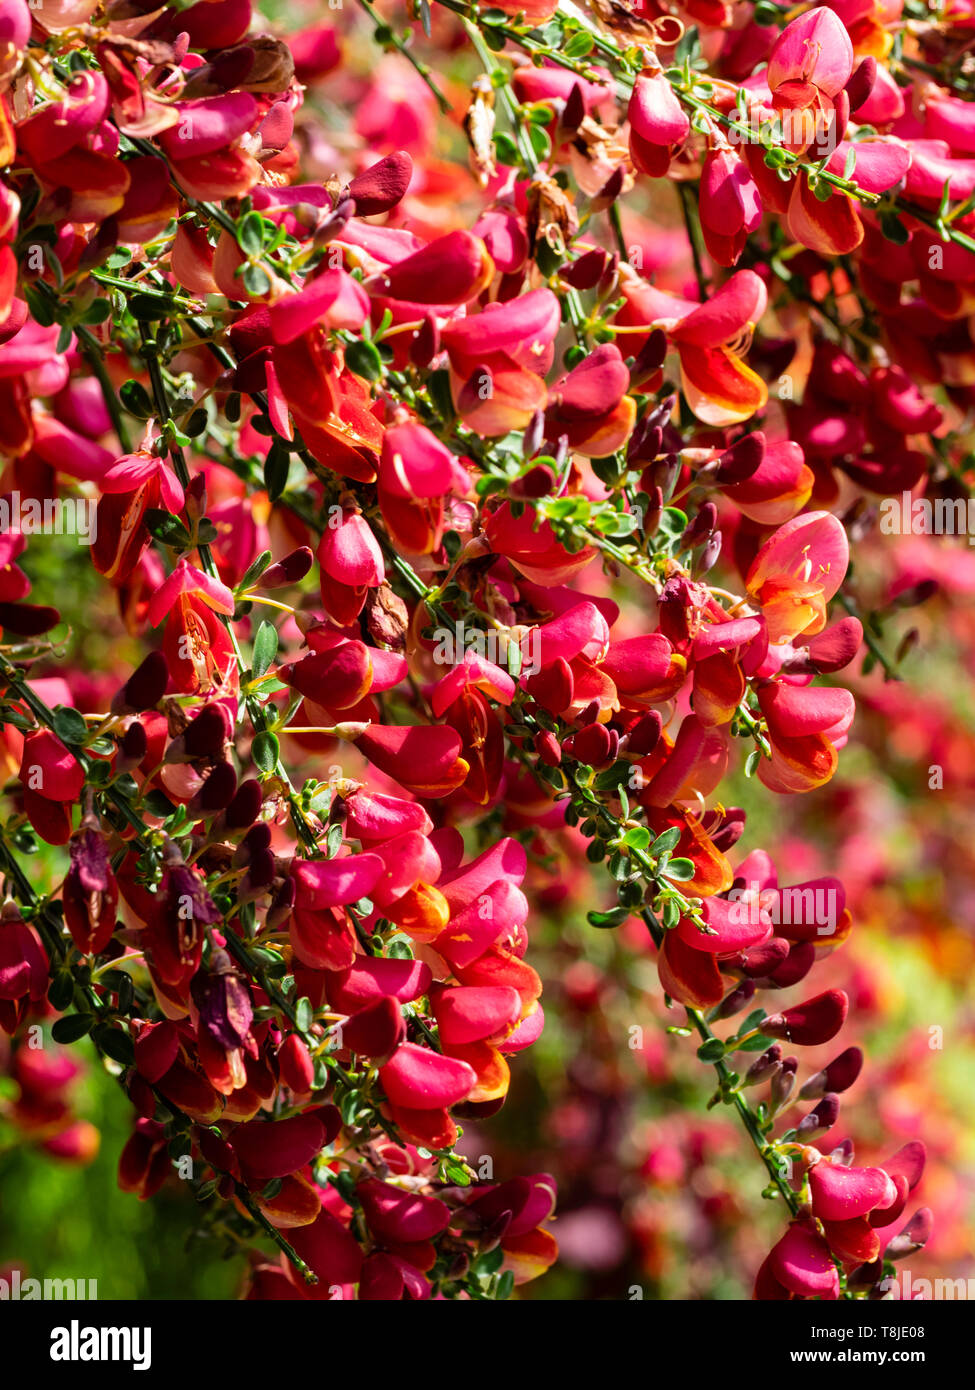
[237, 210, 267, 257]
[621, 826, 651, 851]
[129, 291, 176, 320]
[696, 1038, 726, 1063]
[183, 407, 209, 438]
[528, 122, 551, 160]
[91, 1024, 135, 1067]
[264, 443, 290, 503]
[663, 857, 695, 881]
[295, 997, 313, 1033]
[119, 379, 155, 420]
[650, 827, 681, 856]
[144, 509, 191, 549]
[563, 29, 595, 57]
[143, 789, 177, 818]
[252, 730, 280, 774]
[238, 550, 273, 592]
[586, 905, 629, 929]
[252, 621, 278, 678]
[344, 338, 384, 382]
[493, 131, 519, 167]
[51, 1013, 95, 1044]
[52, 705, 88, 745]
[242, 263, 271, 297]
[47, 971, 74, 1011]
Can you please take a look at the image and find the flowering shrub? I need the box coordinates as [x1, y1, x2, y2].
[1, 0, 971, 1302]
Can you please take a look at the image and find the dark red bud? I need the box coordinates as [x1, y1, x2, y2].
[562, 247, 608, 290]
[260, 547, 313, 588]
[509, 465, 555, 500]
[764, 990, 849, 1046]
[715, 431, 765, 484]
[348, 150, 413, 216]
[743, 1044, 781, 1087]
[625, 709, 662, 756]
[628, 329, 668, 390]
[0, 603, 61, 635]
[409, 314, 440, 369]
[799, 1045, 863, 1099]
[886, 1208, 933, 1260]
[712, 979, 755, 1019]
[536, 729, 562, 766]
[681, 502, 717, 552]
[198, 761, 237, 813]
[119, 721, 148, 767]
[225, 778, 264, 830]
[845, 56, 877, 115]
[797, 1092, 840, 1139]
[113, 651, 169, 714]
[769, 1055, 798, 1111]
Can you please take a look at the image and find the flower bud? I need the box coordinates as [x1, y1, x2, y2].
[764, 990, 849, 1046]
[225, 778, 263, 830]
[886, 1207, 933, 1260]
[743, 1043, 782, 1087]
[797, 1092, 840, 1139]
[799, 1045, 863, 1099]
[259, 547, 313, 588]
[712, 979, 756, 1020]
[769, 1055, 798, 1111]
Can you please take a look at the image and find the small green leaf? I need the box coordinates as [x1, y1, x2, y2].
[242, 263, 271, 297]
[650, 827, 681, 856]
[91, 1024, 135, 1067]
[144, 509, 191, 549]
[119, 379, 155, 420]
[51, 1013, 95, 1044]
[252, 730, 280, 774]
[237, 210, 267, 257]
[563, 29, 594, 57]
[622, 826, 651, 851]
[252, 621, 278, 678]
[663, 857, 695, 881]
[237, 550, 274, 592]
[344, 337, 384, 382]
[697, 1038, 726, 1063]
[586, 905, 629, 929]
[52, 705, 88, 745]
[264, 443, 290, 503]
[47, 971, 74, 1011]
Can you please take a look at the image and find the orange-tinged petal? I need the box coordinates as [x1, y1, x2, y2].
[501, 1227, 559, 1284]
